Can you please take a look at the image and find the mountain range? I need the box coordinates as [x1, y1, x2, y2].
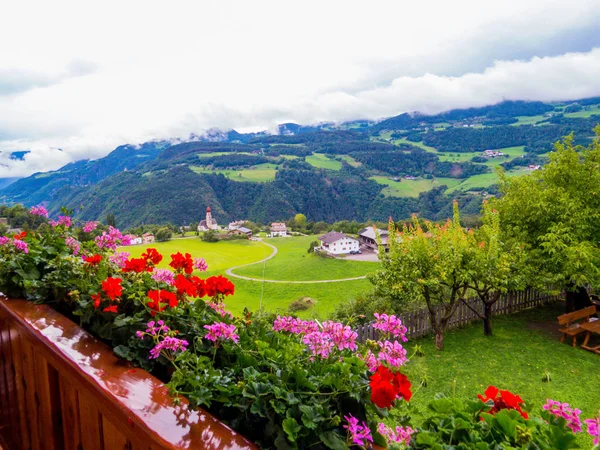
[2, 97, 599, 228]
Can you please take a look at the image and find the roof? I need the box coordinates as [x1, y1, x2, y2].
[318, 231, 357, 244]
[358, 227, 389, 243]
[206, 206, 211, 212]
[142, 233, 154, 237]
[271, 223, 287, 230]
[237, 227, 252, 233]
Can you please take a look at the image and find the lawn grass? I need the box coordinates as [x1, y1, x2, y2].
[511, 115, 547, 126]
[234, 235, 379, 281]
[189, 163, 277, 182]
[305, 154, 343, 171]
[371, 176, 462, 197]
[445, 167, 531, 194]
[398, 302, 599, 447]
[393, 137, 438, 153]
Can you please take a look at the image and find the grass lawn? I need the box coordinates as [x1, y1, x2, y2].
[393, 137, 438, 153]
[511, 115, 547, 126]
[446, 167, 531, 193]
[398, 302, 599, 447]
[234, 235, 379, 281]
[305, 154, 343, 170]
[337, 155, 361, 167]
[371, 176, 462, 197]
[189, 163, 277, 182]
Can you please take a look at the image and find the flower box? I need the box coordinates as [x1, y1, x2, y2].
[0, 297, 256, 450]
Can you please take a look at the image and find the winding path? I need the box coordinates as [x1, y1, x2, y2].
[225, 240, 368, 284]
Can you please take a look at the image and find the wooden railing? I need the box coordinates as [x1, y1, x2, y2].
[0, 298, 256, 450]
[356, 287, 560, 341]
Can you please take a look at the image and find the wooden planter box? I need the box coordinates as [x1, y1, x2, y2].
[0, 298, 256, 450]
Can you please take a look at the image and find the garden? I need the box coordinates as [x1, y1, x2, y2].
[1, 130, 600, 449]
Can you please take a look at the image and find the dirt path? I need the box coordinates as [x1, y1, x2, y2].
[225, 240, 368, 284]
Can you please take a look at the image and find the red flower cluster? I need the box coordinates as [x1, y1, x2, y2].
[205, 275, 235, 297]
[173, 274, 205, 298]
[13, 231, 27, 240]
[369, 365, 412, 409]
[147, 289, 178, 316]
[477, 386, 528, 419]
[123, 248, 163, 273]
[102, 277, 123, 300]
[84, 254, 103, 266]
[169, 252, 194, 274]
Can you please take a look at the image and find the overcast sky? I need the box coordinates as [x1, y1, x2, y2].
[2, 0, 600, 177]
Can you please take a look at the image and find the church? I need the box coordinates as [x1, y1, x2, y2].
[197, 206, 219, 231]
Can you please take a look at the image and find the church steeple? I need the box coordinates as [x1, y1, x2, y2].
[206, 206, 212, 224]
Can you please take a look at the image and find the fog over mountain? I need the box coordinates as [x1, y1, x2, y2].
[2, 0, 600, 177]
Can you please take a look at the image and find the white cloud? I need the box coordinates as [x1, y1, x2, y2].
[1, 0, 600, 177]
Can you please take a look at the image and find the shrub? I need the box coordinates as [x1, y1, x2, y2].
[288, 296, 316, 311]
[201, 229, 219, 242]
[155, 227, 172, 242]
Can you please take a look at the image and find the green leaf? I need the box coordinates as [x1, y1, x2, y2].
[113, 345, 131, 360]
[319, 430, 347, 450]
[494, 412, 516, 438]
[282, 417, 302, 442]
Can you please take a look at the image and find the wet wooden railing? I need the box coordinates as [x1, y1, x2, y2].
[0, 298, 256, 450]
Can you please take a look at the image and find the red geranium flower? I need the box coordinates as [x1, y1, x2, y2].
[169, 252, 194, 274]
[84, 254, 103, 265]
[205, 275, 235, 297]
[91, 293, 102, 308]
[122, 257, 150, 273]
[174, 274, 198, 297]
[477, 386, 528, 419]
[13, 231, 27, 240]
[142, 248, 163, 266]
[146, 289, 178, 316]
[103, 305, 118, 313]
[101, 277, 123, 301]
[369, 365, 412, 409]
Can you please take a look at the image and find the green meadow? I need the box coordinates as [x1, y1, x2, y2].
[305, 153, 343, 170]
[189, 163, 277, 182]
[371, 176, 462, 197]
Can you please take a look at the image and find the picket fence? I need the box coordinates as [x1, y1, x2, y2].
[355, 287, 560, 342]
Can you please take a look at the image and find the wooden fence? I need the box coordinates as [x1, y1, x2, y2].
[0, 298, 256, 450]
[355, 287, 560, 342]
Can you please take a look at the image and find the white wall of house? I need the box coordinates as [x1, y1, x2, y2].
[321, 238, 359, 255]
[271, 230, 287, 237]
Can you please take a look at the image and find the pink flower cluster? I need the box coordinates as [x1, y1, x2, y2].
[83, 221, 99, 233]
[151, 269, 175, 285]
[373, 313, 408, 342]
[363, 340, 408, 372]
[95, 226, 130, 251]
[193, 257, 208, 272]
[204, 322, 239, 344]
[109, 251, 130, 268]
[0, 236, 10, 245]
[377, 423, 414, 446]
[273, 316, 319, 334]
[343, 414, 373, 447]
[302, 332, 336, 359]
[585, 411, 600, 445]
[207, 301, 233, 318]
[13, 239, 28, 254]
[321, 321, 358, 351]
[149, 336, 189, 359]
[29, 205, 49, 217]
[543, 399, 582, 433]
[65, 236, 81, 256]
[136, 320, 188, 360]
[49, 215, 72, 228]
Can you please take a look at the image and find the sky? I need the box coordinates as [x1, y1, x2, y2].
[2, 0, 600, 177]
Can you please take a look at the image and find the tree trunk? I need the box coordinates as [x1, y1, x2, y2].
[435, 330, 444, 350]
[483, 302, 493, 336]
[565, 284, 592, 312]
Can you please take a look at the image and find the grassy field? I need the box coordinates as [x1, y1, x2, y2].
[190, 163, 277, 182]
[399, 302, 599, 448]
[337, 155, 361, 167]
[233, 235, 379, 281]
[438, 146, 526, 168]
[392, 137, 438, 153]
[563, 104, 600, 118]
[445, 167, 531, 193]
[511, 115, 547, 126]
[305, 153, 343, 170]
[122, 236, 376, 317]
[371, 176, 462, 197]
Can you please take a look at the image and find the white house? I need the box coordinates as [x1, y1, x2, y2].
[358, 227, 389, 253]
[228, 220, 246, 230]
[270, 222, 288, 237]
[128, 235, 143, 245]
[318, 231, 359, 255]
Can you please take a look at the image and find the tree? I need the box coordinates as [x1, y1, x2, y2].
[294, 213, 307, 230]
[494, 128, 600, 311]
[201, 229, 219, 243]
[155, 227, 172, 242]
[464, 201, 528, 336]
[106, 213, 116, 228]
[307, 240, 319, 254]
[370, 202, 471, 350]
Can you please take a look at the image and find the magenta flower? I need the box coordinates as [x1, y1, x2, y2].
[109, 251, 130, 268]
[302, 331, 336, 359]
[363, 350, 378, 372]
[343, 414, 373, 447]
[585, 411, 600, 445]
[149, 336, 189, 359]
[322, 321, 358, 351]
[376, 340, 408, 368]
[0, 236, 10, 246]
[29, 205, 49, 217]
[193, 257, 208, 272]
[65, 236, 81, 256]
[49, 215, 72, 228]
[151, 269, 176, 285]
[95, 226, 128, 251]
[204, 322, 239, 344]
[377, 423, 414, 446]
[273, 316, 319, 334]
[543, 399, 582, 433]
[373, 313, 408, 341]
[207, 301, 233, 318]
[13, 239, 28, 254]
[83, 221, 99, 233]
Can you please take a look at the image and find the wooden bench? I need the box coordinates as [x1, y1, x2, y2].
[557, 305, 597, 347]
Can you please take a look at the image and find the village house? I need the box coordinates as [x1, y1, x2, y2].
[228, 220, 247, 230]
[482, 149, 506, 158]
[318, 231, 360, 255]
[358, 227, 390, 253]
[527, 164, 541, 170]
[198, 206, 219, 232]
[142, 233, 155, 244]
[270, 222, 288, 237]
[228, 226, 253, 239]
[404, 175, 417, 180]
[128, 235, 143, 245]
